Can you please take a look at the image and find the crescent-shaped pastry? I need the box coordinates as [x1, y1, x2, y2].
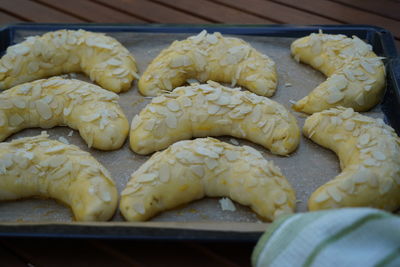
[139, 30, 277, 97]
[120, 138, 295, 221]
[304, 107, 400, 211]
[291, 32, 385, 114]
[0, 77, 129, 150]
[0, 132, 118, 221]
[0, 29, 138, 93]
[130, 81, 300, 156]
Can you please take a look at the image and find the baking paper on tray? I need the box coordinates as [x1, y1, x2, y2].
[0, 30, 384, 224]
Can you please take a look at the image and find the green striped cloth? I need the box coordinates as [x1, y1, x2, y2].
[252, 208, 400, 267]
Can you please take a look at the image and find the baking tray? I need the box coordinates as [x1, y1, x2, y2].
[0, 23, 399, 241]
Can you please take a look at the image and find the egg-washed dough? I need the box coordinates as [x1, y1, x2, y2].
[130, 81, 300, 156]
[121, 138, 295, 222]
[139, 30, 277, 97]
[0, 132, 118, 221]
[291, 32, 385, 114]
[0, 77, 129, 150]
[0, 29, 139, 93]
[304, 107, 400, 211]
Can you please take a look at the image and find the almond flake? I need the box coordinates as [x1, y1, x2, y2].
[327, 186, 342, 202]
[159, 163, 170, 183]
[165, 113, 177, 129]
[81, 113, 100, 122]
[372, 150, 386, 161]
[274, 192, 287, 205]
[359, 133, 370, 146]
[219, 198, 236, 211]
[225, 150, 238, 161]
[364, 85, 372, 92]
[137, 172, 158, 183]
[133, 202, 145, 215]
[379, 179, 393, 195]
[0, 99, 13, 109]
[345, 120, 356, 131]
[9, 114, 24, 126]
[195, 147, 219, 158]
[167, 100, 180, 112]
[191, 165, 204, 177]
[206, 34, 218, 44]
[326, 91, 344, 104]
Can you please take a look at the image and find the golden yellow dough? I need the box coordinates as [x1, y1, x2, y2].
[291, 32, 385, 114]
[0, 132, 118, 221]
[0, 29, 138, 93]
[139, 30, 277, 97]
[130, 81, 300, 156]
[304, 107, 400, 211]
[0, 77, 129, 150]
[121, 138, 295, 221]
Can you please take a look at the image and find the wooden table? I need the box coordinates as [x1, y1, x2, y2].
[0, 0, 399, 266]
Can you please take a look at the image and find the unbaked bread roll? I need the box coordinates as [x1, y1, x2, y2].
[0, 29, 138, 93]
[291, 32, 385, 114]
[0, 77, 129, 150]
[130, 81, 300, 156]
[139, 30, 277, 97]
[0, 132, 118, 221]
[121, 138, 295, 221]
[304, 107, 400, 211]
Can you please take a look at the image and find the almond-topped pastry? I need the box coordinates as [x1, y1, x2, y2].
[130, 81, 300, 156]
[139, 30, 277, 97]
[0, 132, 118, 221]
[0, 29, 139, 93]
[0, 77, 129, 150]
[291, 32, 385, 114]
[304, 107, 400, 211]
[121, 138, 295, 222]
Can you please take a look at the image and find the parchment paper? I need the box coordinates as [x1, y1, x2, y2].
[0, 31, 384, 226]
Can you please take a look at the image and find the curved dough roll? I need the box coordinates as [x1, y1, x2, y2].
[291, 32, 385, 114]
[130, 81, 300, 156]
[304, 107, 400, 211]
[0, 77, 129, 150]
[139, 30, 277, 97]
[121, 138, 295, 221]
[0, 29, 138, 93]
[0, 132, 118, 221]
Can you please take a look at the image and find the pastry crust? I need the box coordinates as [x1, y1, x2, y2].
[0, 132, 118, 221]
[0, 29, 138, 93]
[139, 30, 277, 97]
[0, 77, 129, 150]
[304, 107, 400, 211]
[130, 81, 300, 156]
[291, 32, 385, 114]
[120, 138, 295, 221]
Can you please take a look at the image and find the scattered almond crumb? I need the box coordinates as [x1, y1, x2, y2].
[219, 197, 236, 211]
[58, 136, 69, 144]
[289, 100, 297, 105]
[285, 82, 292, 87]
[186, 78, 199, 84]
[230, 138, 239, 145]
[68, 130, 74, 137]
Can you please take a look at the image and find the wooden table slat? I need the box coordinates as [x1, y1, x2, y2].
[0, 244, 27, 267]
[35, 0, 147, 23]
[93, 0, 209, 23]
[0, 11, 26, 24]
[213, 0, 340, 24]
[271, 0, 400, 40]
[152, 0, 274, 24]
[330, 0, 400, 21]
[1, 239, 140, 267]
[1, 0, 85, 23]
[105, 240, 245, 267]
